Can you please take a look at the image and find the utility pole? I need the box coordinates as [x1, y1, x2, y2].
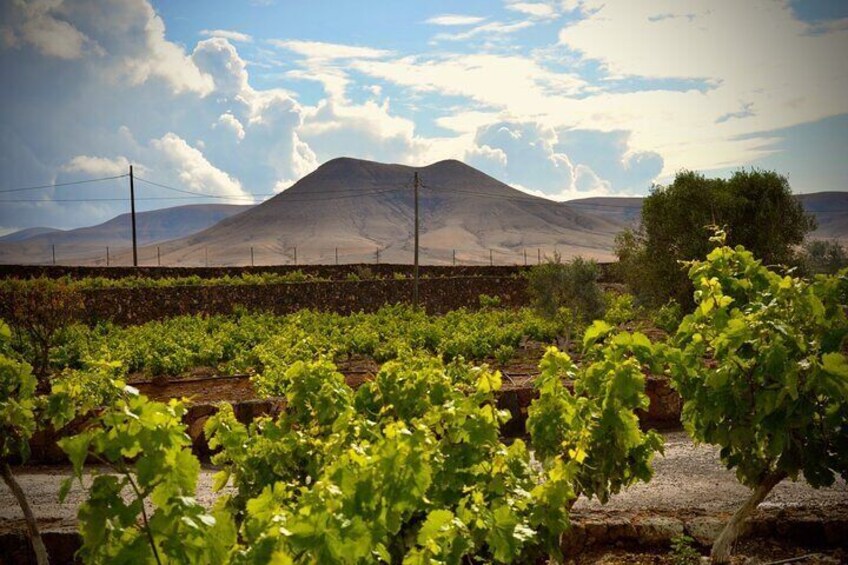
[413, 172, 420, 309]
[489, 249, 493, 266]
[538, 248, 541, 265]
[335, 247, 339, 265]
[106, 246, 110, 267]
[293, 246, 297, 265]
[452, 249, 456, 266]
[524, 249, 527, 266]
[129, 165, 138, 267]
[205, 247, 208, 267]
[52, 244, 56, 266]
[376, 248, 380, 264]
[250, 246, 255, 267]
[157, 246, 161, 266]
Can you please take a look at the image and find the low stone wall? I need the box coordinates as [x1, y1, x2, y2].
[0, 262, 619, 282]
[64, 276, 529, 324]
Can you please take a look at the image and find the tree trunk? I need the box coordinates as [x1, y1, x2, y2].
[0, 460, 50, 565]
[710, 471, 786, 564]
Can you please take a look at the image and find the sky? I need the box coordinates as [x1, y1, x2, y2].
[1, 0, 847, 234]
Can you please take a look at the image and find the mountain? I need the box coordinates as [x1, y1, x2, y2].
[0, 227, 61, 243]
[567, 193, 848, 243]
[0, 204, 252, 265]
[797, 192, 848, 242]
[564, 197, 643, 229]
[142, 158, 628, 266]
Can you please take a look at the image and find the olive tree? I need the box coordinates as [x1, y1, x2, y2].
[617, 170, 815, 308]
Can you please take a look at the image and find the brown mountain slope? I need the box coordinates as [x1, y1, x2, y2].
[0, 204, 251, 265]
[144, 158, 628, 266]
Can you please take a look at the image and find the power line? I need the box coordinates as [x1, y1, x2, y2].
[0, 184, 408, 203]
[0, 173, 128, 193]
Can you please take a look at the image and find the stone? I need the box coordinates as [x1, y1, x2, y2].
[686, 516, 725, 546]
[634, 516, 685, 545]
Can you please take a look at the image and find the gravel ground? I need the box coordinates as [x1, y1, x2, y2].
[573, 431, 848, 517]
[1, 431, 846, 535]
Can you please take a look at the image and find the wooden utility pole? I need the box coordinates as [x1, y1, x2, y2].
[52, 244, 55, 265]
[413, 171, 420, 309]
[452, 249, 456, 266]
[106, 246, 110, 267]
[335, 247, 339, 265]
[250, 246, 255, 267]
[129, 165, 138, 267]
[489, 249, 493, 266]
[157, 246, 161, 266]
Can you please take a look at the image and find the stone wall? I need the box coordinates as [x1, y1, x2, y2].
[55, 276, 527, 324]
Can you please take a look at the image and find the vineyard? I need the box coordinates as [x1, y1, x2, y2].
[1, 237, 847, 564]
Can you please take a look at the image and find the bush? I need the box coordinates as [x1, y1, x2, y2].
[0, 279, 84, 385]
[617, 169, 815, 308]
[603, 292, 639, 326]
[798, 239, 848, 275]
[651, 300, 683, 334]
[526, 255, 604, 323]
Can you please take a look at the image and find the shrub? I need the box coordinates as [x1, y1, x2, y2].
[526, 254, 604, 323]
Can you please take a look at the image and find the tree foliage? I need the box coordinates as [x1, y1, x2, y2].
[663, 230, 848, 562]
[526, 255, 605, 323]
[1, 279, 84, 385]
[616, 170, 815, 307]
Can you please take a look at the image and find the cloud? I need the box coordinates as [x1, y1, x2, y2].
[151, 133, 251, 202]
[200, 29, 253, 43]
[215, 113, 245, 141]
[505, 2, 558, 19]
[192, 37, 250, 97]
[433, 20, 535, 42]
[425, 14, 487, 26]
[2, 0, 214, 95]
[62, 155, 130, 177]
[268, 39, 391, 61]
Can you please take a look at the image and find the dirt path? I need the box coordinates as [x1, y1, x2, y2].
[2, 432, 845, 537]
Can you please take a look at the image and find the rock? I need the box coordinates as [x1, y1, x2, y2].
[634, 516, 685, 545]
[606, 517, 637, 543]
[686, 516, 725, 546]
[581, 519, 608, 545]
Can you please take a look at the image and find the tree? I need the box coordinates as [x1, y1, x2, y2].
[663, 231, 848, 563]
[616, 170, 815, 308]
[1, 279, 84, 387]
[526, 255, 605, 323]
[799, 239, 848, 275]
[0, 322, 50, 565]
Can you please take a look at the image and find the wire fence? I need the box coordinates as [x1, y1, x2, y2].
[1, 167, 625, 267]
[26, 242, 608, 267]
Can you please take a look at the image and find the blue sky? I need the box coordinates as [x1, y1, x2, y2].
[1, 0, 846, 233]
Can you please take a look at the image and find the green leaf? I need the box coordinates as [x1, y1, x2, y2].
[583, 320, 613, 348]
[58, 432, 91, 478]
[822, 353, 848, 379]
